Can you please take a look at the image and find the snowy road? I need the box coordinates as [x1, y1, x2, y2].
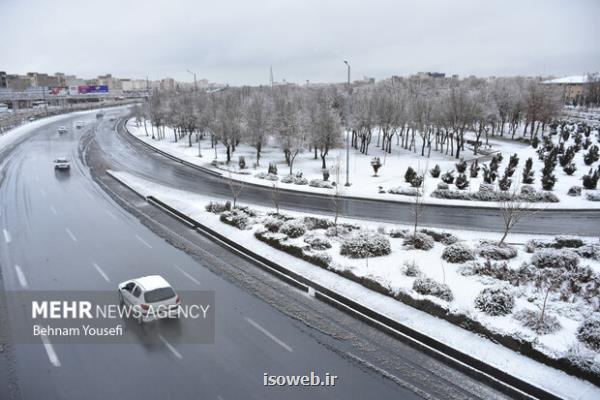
[0, 110, 512, 399]
[111, 119, 599, 236]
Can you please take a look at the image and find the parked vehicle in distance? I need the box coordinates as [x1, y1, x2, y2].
[118, 275, 180, 323]
[96, 112, 104, 119]
[75, 121, 85, 128]
[57, 126, 68, 133]
[28, 116, 36, 122]
[54, 157, 70, 170]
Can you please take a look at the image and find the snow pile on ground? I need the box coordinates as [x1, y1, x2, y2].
[126, 118, 600, 209]
[109, 169, 600, 400]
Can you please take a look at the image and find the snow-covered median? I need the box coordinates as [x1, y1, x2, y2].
[125, 119, 600, 209]
[109, 169, 600, 400]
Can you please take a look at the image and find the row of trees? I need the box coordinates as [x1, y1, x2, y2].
[132, 75, 565, 172]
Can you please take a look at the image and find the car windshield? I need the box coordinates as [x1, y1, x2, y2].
[144, 287, 176, 303]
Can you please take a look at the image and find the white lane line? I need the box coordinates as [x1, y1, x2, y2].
[2, 229, 11, 243]
[134, 234, 152, 249]
[92, 262, 110, 282]
[244, 317, 293, 352]
[158, 334, 183, 359]
[50, 205, 58, 215]
[14, 265, 28, 288]
[65, 228, 77, 242]
[40, 335, 61, 367]
[82, 188, 94, 200]
[105, 209, 118, 220]
[173, 264, 201, 286]
[40, 188, 46, 197]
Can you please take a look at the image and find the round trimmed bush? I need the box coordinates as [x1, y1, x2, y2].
[403, 260, 421, 277]
[477, 241, 518, 260]
[413, 277, 454, 301]
[403, 232, 435, 251]
[262, 216, 284, 232]
[279, 220, 307, 238]
[474, 286, 515, 316]
[531, 249, 579, 270]
[340, 231, 391, 258]
[303, 233, 332, 250]
[576, 315, 600, 351]
[442, 242, 475, 263]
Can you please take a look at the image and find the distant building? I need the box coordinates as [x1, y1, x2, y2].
[159, 78, 176, 91]
[543, 75, 595, 105]
[0, 71, 6, 88]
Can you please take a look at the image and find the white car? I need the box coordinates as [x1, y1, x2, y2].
[118, 275, 180, 322]
[75, 121, 85, 128]
[58, 126, 68, 133]
[54, 157, 70, 170]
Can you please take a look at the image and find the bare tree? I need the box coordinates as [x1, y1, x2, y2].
[226, 171, 245, 208]
[270, 181, 281, 215]
[330, 159, 345, 235]
[497, 182, 538, 246]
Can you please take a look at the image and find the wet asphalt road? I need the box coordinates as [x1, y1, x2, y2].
[0, 108, 513, 400]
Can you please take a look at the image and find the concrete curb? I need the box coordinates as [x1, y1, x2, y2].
[105, 169, 564, 400]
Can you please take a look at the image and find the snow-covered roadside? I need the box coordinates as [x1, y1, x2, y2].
[109, 169, 600, 400]
[125, 119, 600, 210]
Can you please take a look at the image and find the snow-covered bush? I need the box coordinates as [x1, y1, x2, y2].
[442, 242, 475, 263]
[575, 244, 600, 260]
[431, 188, 559, 203]
[309, 179, 333, 189]
[294, 176, 308, 185]
[388, 187, 418, 196]
[553, 236, 584, 249]
[566, 345, 600, 375]
[437, 182, 449, 190]
[465, 259, 523, 285]
[262, 216, 284, 232]
[420, 229, 458, 245]
[325, 225, 354, 237]
[389, 228, 408, 238]
[412, 277, 454, 301]
[525, 239, 549, 253]
[477, 241, 518, 260]
[576, 315, 600, 351]
[220, 209, 252, 230]
[403, 232, 435, 250]
[340, 231, 392, 258]
[531, 249, 579, 270]
[280, 174, 294, 184]
[303, 216, 334, 230]
[479, 183, 495, 193]
[279, 219, 306, 238]
[205, 201, 231, 214]
[403, 260, 421, 277]
[586, 192, 600, 201]
[567, 186, 582, 196]
[303, 233, 332, 250]
[513, 309, 562, 335]
[474, 286, 515, 316]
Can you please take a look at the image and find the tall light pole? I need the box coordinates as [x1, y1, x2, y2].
[343, 60, 351, 186]
[186, 69, 197, 91]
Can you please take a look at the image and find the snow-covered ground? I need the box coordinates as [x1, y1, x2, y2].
[126, 119, 600, 209]
[109, 169, 600, 400]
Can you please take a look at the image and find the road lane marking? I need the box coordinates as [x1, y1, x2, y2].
[134, 234, 152, 249]
[105, 210, 118, 220]
[158, 334, 183, 359]
[2, 229, 11, 243]
[50, 205, 58, 215]
[244, 317, 293, 352]
[14, 265, 28, 288]
[40, 335, 61, 367]
[82, 188, 94, 200]
[173, 264, 201, 286]
[65, 228, 77, 242]
[40, 188, 46, 197]
[92, 262, 110, 282]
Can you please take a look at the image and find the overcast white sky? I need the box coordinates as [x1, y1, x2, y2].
[1, 0, 598, 85]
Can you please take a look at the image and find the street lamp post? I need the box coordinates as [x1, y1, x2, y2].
[186, 69, 197, 92]
[343, 60, 351, 187]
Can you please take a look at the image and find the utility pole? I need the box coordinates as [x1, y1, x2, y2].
[343, 60, 351, 186]
[269, 66, 274, 88]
